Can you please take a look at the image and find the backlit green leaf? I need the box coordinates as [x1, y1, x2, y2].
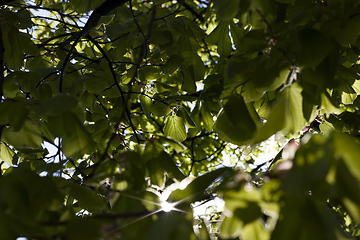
[214, 96, 257, 144]
[0, 142, 15, 165]
[140, 94, 152, 119]
[3, 120, 42, 148]
[47, 112, 96, 159]
[150, 101, 172, 116]
[168, 167, 231, 204]
[178, 107, 196, 128]
[159, 151, 185, 180]
[164, 115, 187, 142]
[207, 21, 232, 57]
[242, 221, 269, 240]
[162, 54, 184, 75]
[157, 136, 186, 153]
[214, 0, 239, 21]
[69, 183, 104, 210]
[181, 51, 205, 82]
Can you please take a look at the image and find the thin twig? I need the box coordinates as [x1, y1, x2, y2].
[36, 33, 74, 49]
[59, 32, 82, 92]
[129, 1, 146, 39]
[94, 94, 109, 114]
[91, 210, 165, 219]
[58, 0, 130, 92]
[85, 5, 157, 179]
[0, 26, 5, 139]
[86, 35, 140, 145]
[181, 1, 204, 22]
[255, 8, 272, 32]
[0, 25, 4, 102]
[192, 142, 226, 163]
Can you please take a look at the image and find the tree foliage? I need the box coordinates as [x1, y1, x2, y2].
[1, 0, 360, 239]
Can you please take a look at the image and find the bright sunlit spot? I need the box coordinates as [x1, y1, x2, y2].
[160, 200, 176, 212]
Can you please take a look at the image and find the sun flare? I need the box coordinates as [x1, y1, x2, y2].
[160, 201, 176, 212]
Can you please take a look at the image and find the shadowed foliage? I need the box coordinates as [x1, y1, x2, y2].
[1, 0, 360, 239]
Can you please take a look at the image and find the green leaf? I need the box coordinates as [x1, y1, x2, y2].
[255, 83, 306, 142]
[0, 142, 15, 165]
[3, 120, 43, 148]
[207, 21, 232, 57]
[0, 101, 29, 130]
[342, 197, 360, 224]
[140, 94, 152, 119]
[242, 221, 269, 240]
[98, 14, 115, 26]
[221, 188, 263, 239]
[198, 218, 211, 240]
[226, 56, 265, 88]
[350, 79, 360, 94]
[181, 51, 205, 82]
[82, 76, 112, 94]
[181, 65, 197, 93]
[229, 20, 243, 50]
[220, 213, 242, 239]
[320, 93, 341, 114]
[139, 66, 161, 80]
[281, 134, 333, 198]
[162, 54, 185, 75]
[279, 83, 306, 133]
[236, 30, 268, 53]
[68, 183, 104, 210]
[201, 105, 214, 132]
[271, 195, 353, 240]
[178, 107, 196, 128]
[297, 28, 334, 68]
[152, 0, 169, 4]
[65, 218, 103, 240]
[47, 112, 96, 159]
[1, 25, 23, 70]
[251, 63, 290, 92]
[214, 96, 257, 144]
[168, 167, 231, 204]
[213, 0, 239, 21]
[159, 151, 185, 180]
[337, 80, 357, 105]
[188, 104, 202, 137]
[180, 16, 205, 40]
[335, 15, 360, 45]
[145, 213, 178, 240]
[333, 132, 360, 182]
[164, 115, 187, 142]
[18, 32, 38, 55]
[37, 94, 79, 116]
[335, 159, 360, 223]
[253, 100, 287, 143]
[157, 136, 186, 153]
[150, 101, 172, 116]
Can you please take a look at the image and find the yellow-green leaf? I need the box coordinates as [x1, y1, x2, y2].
[164, 115, 187, 142]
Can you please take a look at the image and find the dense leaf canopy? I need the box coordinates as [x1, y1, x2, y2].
[1, 0, 360, 239]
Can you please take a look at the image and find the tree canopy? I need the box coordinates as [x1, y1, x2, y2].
[1, 0, 360, 239]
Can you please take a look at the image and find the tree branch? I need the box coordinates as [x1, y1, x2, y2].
[0, 24, 5, 139]
[86, 35, 140, 145]
[91, 210, 164, 219]
[0, 0, 14, 6]
[59, 0, 130, 92]
[84, 5, 157, 179]
[181, 1, 204, 22]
